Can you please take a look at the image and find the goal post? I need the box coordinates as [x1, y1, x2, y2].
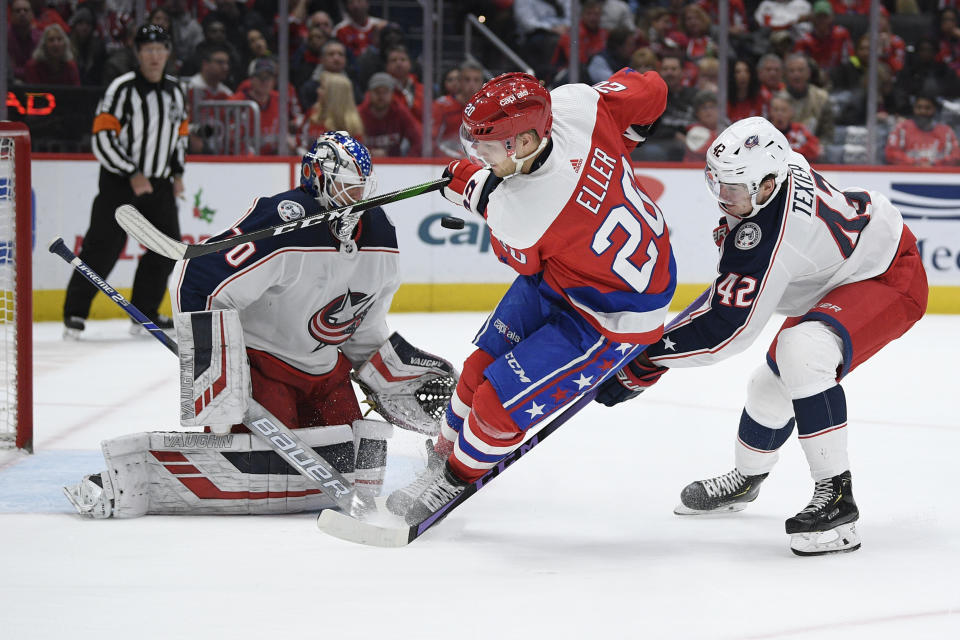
[0, 122, 32, 452]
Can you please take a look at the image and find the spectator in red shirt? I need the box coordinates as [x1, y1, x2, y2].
[230, 58, 303, 155]
[877, 11, 906, 74]
[828, 0, 871, 14]
[334, 0, 386, 58]
[185, 44, 233, 106]
[551, 0, 607, 74]
[8, 0, 41, 80]
[359, 72, 422, 157]
[643, 7, 687, 58]
[769, 94, 821, 161]
[885, 94, 960, 167]
[25, 23, 80, 85]
[683, 90, 720, 162]
[757, 53, 785, 108]
[936, 8, 960, 77]
[729, 59, 766, 121]
[679, 4, 716, 62]
[432, 60, 484, 157]
[795, 1, 852, 74]
[384, 44, 423, 120]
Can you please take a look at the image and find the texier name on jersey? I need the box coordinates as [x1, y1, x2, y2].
[788, 162, 816, 217]
[575, 146, 619, 214]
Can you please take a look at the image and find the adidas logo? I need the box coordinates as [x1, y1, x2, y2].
[570, 158, 583, 173]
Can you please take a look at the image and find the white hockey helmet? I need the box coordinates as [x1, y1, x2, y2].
[704, 116, 790, 218]
[300, 131, 377, 241]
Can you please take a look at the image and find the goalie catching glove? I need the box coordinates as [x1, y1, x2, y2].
[354, 333, 459, 436]
[594, 352, 668, 407]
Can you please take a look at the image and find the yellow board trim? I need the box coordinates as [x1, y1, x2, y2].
[29, 284, 960, 322]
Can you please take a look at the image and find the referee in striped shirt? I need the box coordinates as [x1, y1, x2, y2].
[64, 24, 188, 338]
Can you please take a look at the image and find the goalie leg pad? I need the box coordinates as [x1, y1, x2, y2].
[352, 419, 393, 496]
[176, 309, 250, 431]
[354, 332, 459, 435]
[70, 426, 358, 516]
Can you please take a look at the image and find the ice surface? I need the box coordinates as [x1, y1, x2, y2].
[1, 314, 958, 639]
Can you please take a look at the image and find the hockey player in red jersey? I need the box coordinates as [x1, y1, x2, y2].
[596, 117, 928, 556]
[63, 132, 458, 518]
[388, 69, 677, 525]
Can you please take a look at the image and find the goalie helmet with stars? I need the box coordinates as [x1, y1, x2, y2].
[704, 116, 790, 219]
[300, 131, 377, 242]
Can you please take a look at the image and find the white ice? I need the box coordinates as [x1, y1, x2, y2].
[1, 313, 959, 640]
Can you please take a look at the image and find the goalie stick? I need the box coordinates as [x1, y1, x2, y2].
[317, 388, 598, 547]
[48, 237, 374, 518]
[115, 177, 453, 260]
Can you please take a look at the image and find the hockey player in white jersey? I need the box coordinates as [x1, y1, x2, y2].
[63, 132, 457, 518]
[596, 117, 928, 556]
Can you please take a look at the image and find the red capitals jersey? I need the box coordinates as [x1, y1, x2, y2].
[333, 16, 387, 57]
[482, 69, 676, 345]
[795, 25, 853, 71]
[781, 122, 821, 162]
[885, 120, 960, 167]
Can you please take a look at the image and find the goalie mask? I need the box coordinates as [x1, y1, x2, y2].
[704, 116, 789, 219]
[300, 131, 377, 242]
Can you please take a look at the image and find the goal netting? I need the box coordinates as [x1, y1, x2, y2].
[0, 122, 32, 452]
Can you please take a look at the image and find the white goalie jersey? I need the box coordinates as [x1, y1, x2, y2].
[171, 187, 401, 373]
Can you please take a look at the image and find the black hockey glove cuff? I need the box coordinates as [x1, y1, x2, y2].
[594, 355, 668, 407]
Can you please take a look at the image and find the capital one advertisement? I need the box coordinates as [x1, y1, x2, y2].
[28, 157, 960, 319]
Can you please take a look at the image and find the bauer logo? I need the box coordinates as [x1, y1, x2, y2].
[889, 183, 960, 221]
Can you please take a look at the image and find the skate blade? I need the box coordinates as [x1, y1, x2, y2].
[674, 502, 749, 516]
[789, 522, 861, 556]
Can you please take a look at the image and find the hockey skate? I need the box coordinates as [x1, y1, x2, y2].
[62, 472, 114, 519]
[402, 462, 468, 526]
[63, 316, 85, 340]
[674, 469, 768, 515]
[786, 470, 860, 556]
[385, 439, 444, 517]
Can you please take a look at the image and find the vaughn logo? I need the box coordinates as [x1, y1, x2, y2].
[890, 183, 960, 221]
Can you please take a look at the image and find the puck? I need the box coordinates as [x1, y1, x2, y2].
[441, 216, 465, 230]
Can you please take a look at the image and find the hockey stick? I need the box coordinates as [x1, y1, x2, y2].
[115, 177, 452, 261]
[49, 237, 374, 518]
[317, 388, 598, 547]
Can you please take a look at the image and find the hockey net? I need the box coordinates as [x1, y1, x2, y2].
[0, 122, 32, 452]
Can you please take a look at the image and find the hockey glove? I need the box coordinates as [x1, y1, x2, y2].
[594, 353, 668, 407]
[441, 160, 495, 218]
[623, 117, 661, 147]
